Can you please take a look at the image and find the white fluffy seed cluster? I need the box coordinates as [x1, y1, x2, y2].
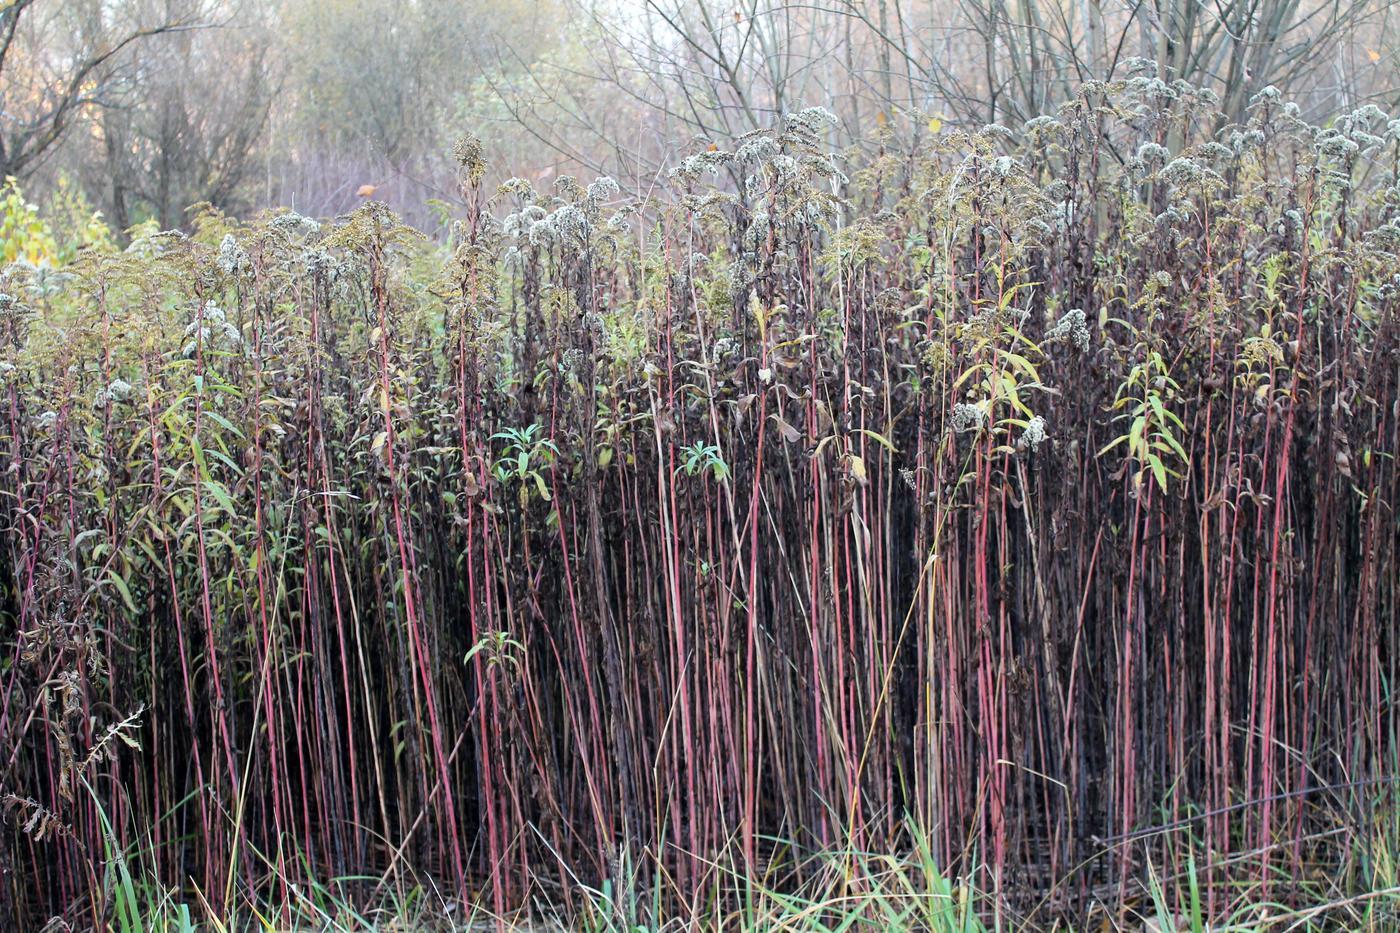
[1046, 308, 1090, 351]
[182, 301, 242, 357]
[950, 402, 986, 434]
[93, 378, 133, 409]
[1020, 415, 1048, 451]
[218, 234, 249, 276]
[270, 211, 321, 239]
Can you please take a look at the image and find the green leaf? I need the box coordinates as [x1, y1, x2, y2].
[1147, 453, 1168, 492]
[205, 411, 245, 439]
[1158, 429, 1189, 462]
[106, 570, 137, 614]
[203, 478, 236, 517]
[1098, 435, 1129, 457]
[1148, 393, 1170, 429]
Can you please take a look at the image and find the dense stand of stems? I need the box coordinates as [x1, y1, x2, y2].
[2, 84, 1399, 928]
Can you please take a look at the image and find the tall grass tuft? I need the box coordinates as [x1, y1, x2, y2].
[2, 78, 1400, 929]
